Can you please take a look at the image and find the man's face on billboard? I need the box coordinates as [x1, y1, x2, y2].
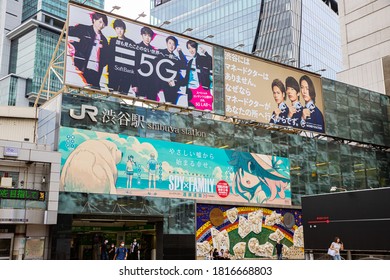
[287, 87, 299, 103]
[115, 27, 125, 39]
[142, 33, 152, 45]
[93, 17, 106, 32]
[166, 39, 176, 53]
[187, 44, 197, 56]
[300, 80, 312, 103]
[272, 85, 285, 105]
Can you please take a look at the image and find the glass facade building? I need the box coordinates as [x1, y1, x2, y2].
[150, 0, 342, 79]
[22, 0, 104, 22]
[47, 75, 390, 259]
[0, 0, 105, 106]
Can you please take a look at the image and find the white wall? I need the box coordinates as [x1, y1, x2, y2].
[0, 106, 36, 142]
[0, 0, 22, 77]
[338, 0, 390, 94]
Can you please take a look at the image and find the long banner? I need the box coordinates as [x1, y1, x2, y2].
[65, 4, 213, 111]
[59, 127, 291, 205]
[224, 51, 325, 133]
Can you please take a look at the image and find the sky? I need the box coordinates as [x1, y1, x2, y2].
[104, 0, 151, 23]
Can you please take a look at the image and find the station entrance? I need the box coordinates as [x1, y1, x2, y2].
[53, 214, 164, 260]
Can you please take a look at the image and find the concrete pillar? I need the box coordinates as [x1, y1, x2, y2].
[347, 250, 352, 260]
[151, 235, 157, 260]
[13, 225, 26, 260]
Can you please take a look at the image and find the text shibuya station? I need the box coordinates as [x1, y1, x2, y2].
[147, 122, 207, 137]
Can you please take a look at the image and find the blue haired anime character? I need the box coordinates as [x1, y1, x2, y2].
[228, 151, 290, 203]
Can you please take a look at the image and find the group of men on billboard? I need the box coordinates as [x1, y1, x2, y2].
[269, 75, 325, 133]
[67, 10, 213, 109]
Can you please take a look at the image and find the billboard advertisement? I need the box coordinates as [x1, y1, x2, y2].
[196, 204, 304, 260]
[59, 126, 291, 205]
[65, 4, 213, 110]
[302, 189, 390, 251]
[224, 51, 325, 133]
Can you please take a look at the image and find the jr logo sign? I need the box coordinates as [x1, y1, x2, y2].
[69, 104, 98, 122]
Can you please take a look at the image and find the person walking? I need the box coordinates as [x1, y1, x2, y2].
[114, 241, 128, 260]
[108, 243, 116, 260]
[329, 237, 344, 260]
[275, 240, 283, 260]
[100, 239, 109, 260]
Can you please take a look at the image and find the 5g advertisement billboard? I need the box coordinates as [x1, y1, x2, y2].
[65, 4, 214, 111]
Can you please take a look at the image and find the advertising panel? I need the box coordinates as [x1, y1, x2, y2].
[196, 204, 303, 260]
[65, 4, 213, 110]
[224, 50, 325, 133]
[59, 126, 291, 205]
[302, 189, 390, 251]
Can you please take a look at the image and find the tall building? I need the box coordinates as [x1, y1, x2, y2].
[337, 0, 390, 95]
[0, 0, 105, 107]
[150, 0, 342, 80]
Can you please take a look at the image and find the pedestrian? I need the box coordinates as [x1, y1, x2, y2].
[275, 240, 283, 260]
[329, 236, 344, 260]
[223, 249, 231, 260]
[114, 241, 128, 260]
[212, 248, 219, 260]
[129, 238, 140, 260]
[100, 239, 109, 260]
[108, 243, 116, 260]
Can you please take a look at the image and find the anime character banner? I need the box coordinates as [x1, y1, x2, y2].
[196, 204, 304, 260]
[59, 127, 291, 205]
[65, 4, 213, 111]
[224, 50, 325, 134]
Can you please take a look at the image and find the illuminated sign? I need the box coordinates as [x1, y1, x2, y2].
[0, 188, 46, 201]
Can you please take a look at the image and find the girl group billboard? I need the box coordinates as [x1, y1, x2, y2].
[59, 127, 291, 206]
[65, 4, 213, 111]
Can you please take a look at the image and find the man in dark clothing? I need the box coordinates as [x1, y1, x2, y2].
[157, 36, 186, 104]
[107, 19, 138, 95]
[130, 238, 140, 260]
[181, 40, 213, 108]
[275, 240, 283, 260]
[100, 239, 109, 260]
[68, 12, 109, 89]
[136, 26, 160, 100]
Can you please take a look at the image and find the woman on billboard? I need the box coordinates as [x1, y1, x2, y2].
[228, 151, 290, 204]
